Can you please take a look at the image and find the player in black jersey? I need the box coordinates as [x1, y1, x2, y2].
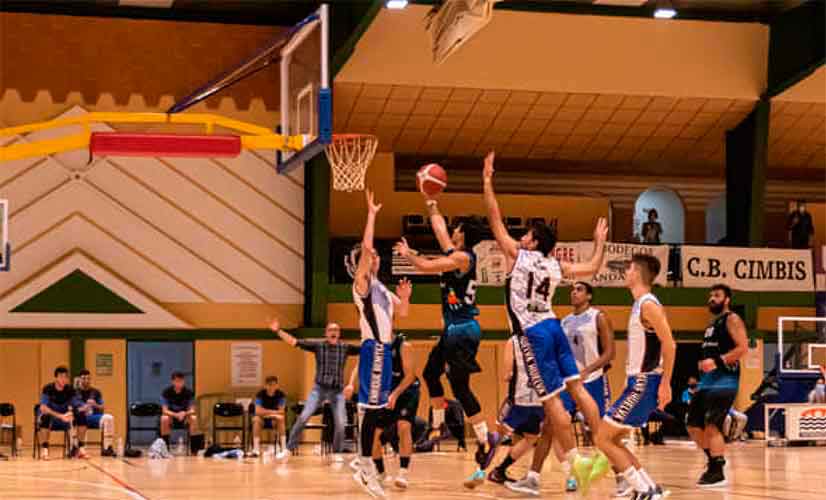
[395, 193, 500, 479]
[687, 284, 748, 488]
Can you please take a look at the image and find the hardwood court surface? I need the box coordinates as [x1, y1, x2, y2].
[0, 442, 822, 499]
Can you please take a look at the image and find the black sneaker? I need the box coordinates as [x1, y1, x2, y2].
[697, 467, 727, 488]
[487, 468, 515, 485]
[101, 447, 117, 458]
[474, 432, 500, 469]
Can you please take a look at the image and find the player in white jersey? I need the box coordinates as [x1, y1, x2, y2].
[594, 254, 676, 500]
[481, 151, 610, 496]
[487, 335, 546, 486]
[557, 281, 615, 492]
[350, 190, 412, 498]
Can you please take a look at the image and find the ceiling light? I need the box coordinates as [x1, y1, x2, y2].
[654, 0, 677, 19]
[386, 0, 409, 9]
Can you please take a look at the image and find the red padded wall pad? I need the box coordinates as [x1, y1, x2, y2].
[90, 132, 242, 158]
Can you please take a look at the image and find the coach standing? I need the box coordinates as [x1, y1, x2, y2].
[270, 319, 360, 459]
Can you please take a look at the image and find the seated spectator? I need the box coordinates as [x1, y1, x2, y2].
[160, 371, 204, 454]
[76, 369, 116, 457]
[39, 366, 85, 459]
[809, 376, 826, 404]
[250, 376, 287, 459]
[682, 376, 699, 404]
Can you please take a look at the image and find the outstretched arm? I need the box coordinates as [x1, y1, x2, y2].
[482, 151, 518, 261]
[355, 190, 381, 296]
[269, 318, 298, 347]
[394, 237, 470, 274]
[560, 218, 608, 279]
[425, 199, 455, 253]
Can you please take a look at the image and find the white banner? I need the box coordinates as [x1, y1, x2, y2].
[681, 246, 814, 292]
[231, 343, 262, 387]
[788, 405, 826, 440]
[474, 240, 668, 287]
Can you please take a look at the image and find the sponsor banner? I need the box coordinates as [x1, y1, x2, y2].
[474, 241, 668, 287]
[788, 405, 826, 440]
[681, 246, 814, 292]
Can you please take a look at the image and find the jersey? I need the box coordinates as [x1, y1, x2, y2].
[506, 249, 563, 332]
[78, 387, 104, 415]
[440, 249, 479, 326]
[508, 336, 542, 407]
[390, 334, 420, 391]
[699, 312, 740, 391]
[562, 307, 604, 383]
[353, 278, 395, 344]
[626, 292, 663, 376]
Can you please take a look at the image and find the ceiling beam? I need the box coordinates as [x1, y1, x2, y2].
[765, 0, 825, 98]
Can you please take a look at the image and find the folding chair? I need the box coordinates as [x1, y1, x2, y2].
[0, 403, 17, 457]
[126, 402, 161, 451]
[212, 402, 246, 448]
[33, 405, 71, 459]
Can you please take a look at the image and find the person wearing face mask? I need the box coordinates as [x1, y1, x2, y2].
[682, 376, 699, 405]
[809, 376, 826, 404]
[686, 284, 748, 488]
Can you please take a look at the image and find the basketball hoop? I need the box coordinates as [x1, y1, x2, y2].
[325, 134, 378, 192]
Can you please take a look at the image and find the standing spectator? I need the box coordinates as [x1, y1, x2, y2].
[641, 209, 663, 244]
[270, 320, 360, 459]
[787, 200, 814, 249]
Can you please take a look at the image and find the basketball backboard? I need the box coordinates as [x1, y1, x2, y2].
[778, 316, 826, 375]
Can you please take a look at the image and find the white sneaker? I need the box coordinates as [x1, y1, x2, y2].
[353, 468, 386, 498]
[614, 477, 633, 497]
[275, 449, 289, 461]
[333, 453, 344, 463]
[395, 469, 409, 489]
[506, 475, 541, 497]
[349, 457, 361, 472]
[40, 448, 49, 460]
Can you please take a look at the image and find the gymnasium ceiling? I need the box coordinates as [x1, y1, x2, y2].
[0, 0, 808, 25]
[335, 4, 824, 172]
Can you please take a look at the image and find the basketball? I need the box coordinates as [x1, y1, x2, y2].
[416, 163, 448, 196]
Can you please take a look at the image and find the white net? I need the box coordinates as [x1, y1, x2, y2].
[325, 134, 377, 192]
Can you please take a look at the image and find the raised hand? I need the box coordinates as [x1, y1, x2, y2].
[483, 151, 495, 181]
[268, 317, 280, 333]
[366, 189, 382, 215]
[593, 217, 609, 243]
[394, 238, 412, 258]
[396, 278, 412, 300]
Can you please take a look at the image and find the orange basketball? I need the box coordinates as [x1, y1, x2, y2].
[416, 163, 448, 196]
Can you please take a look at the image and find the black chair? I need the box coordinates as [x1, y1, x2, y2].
[33, 404, 71, 459]
[0, 403, 17, 457]
[290, 402, 333, 458]
[212, 402, 246, 449]
[126, 402, 161, 451]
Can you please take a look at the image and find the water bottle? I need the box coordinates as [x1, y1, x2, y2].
[116, 438, 124, 457]
[233, 435, 241, 449]
[176, 437, 184, 455]
[16, 437, 23, 453]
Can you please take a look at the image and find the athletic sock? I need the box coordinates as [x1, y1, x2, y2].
[622, 466, 649, 493]
[472, 421, 489, 444]
[279, 434, 287, 451]
[432, 407, 445, 430]
[703, 448, 711, 462]
[400, 456, 411, 469]
[497, 455, 515, 472]
[373, 458, 385, 475]
[527, 470, 541, 482]
[638, 468, 656, 490]
[253, 437, 260, 452]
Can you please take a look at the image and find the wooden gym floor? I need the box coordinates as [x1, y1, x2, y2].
[0, 441, 822, 499]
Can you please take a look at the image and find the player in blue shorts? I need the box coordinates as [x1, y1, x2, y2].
[594, 254, 676, 499]
[486, 335, 545, 486]
[481, 151, 610, 495]
[395, 190, 500, 482]
[39, 366, 85, 459]
[557, 281, 615, 491]
[76, 369, 116, 457]
[352, 190, 412, 498]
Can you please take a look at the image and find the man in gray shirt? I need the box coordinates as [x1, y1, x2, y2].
[270, 320, 360, 458]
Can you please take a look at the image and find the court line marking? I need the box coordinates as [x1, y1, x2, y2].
[85, 459, 151, 500]
[0, 473, 147, 500]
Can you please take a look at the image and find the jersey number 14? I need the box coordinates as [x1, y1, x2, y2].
[526, 273, 551, 302]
